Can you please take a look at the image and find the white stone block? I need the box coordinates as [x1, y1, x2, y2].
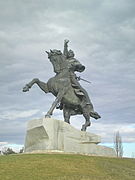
[24, 118, 116, 157]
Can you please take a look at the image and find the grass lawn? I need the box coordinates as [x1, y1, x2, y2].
[0, 153, 135, 180]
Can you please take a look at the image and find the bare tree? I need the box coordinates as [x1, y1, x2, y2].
[114, 131, 123, 158]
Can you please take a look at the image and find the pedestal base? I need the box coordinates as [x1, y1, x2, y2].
[24, 118, 116, 157]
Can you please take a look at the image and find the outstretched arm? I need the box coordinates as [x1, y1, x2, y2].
[63, 39, 69, 58]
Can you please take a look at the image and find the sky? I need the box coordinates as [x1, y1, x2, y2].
[0, 0, 135, 157]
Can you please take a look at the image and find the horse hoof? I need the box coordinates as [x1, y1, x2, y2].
[45, 114, 51, 118]
[22, 85, 29, 92]
[81, 125, 86, 131]
[22, 87, 29, 92]
[65, 121, 70, 124]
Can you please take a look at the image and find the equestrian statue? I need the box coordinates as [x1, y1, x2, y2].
[23, 40, 101, 131]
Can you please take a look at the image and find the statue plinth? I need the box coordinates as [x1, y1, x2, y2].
[24, 118, 116, 157]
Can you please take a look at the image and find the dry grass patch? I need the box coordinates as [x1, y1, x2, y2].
[0, 154, 135, 180]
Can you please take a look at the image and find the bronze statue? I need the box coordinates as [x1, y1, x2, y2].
[23, 40, 101, 131]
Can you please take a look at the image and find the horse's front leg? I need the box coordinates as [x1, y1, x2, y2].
[23, 78, 39, 92]
[23, 78, 49, 93]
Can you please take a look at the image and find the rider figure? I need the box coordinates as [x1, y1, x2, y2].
[63, 39, 100, 118]
[63, 40, 91, 104]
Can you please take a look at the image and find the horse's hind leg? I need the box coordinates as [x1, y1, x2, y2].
[63, 107, 70, 124]
[45, 96, 60, 118]
[81, 109, 91, 131]
[45, 92, 65, 118]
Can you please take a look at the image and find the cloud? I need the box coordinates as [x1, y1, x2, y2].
[0, 109, 40, 120]
[0, 142, 8, 146]
[0, 0, 135, 145]
[89, 122, 135, 143]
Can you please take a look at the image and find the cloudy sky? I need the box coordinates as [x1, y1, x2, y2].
[0, 0, 135, 156]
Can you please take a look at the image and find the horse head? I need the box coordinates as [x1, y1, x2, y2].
[46, 49, 67, 74]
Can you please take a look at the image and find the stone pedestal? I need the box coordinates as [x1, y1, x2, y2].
[24, 118, 116, 157]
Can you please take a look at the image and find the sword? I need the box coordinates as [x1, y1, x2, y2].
[76, 76, 91, 84]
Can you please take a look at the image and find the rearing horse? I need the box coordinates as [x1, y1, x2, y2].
[23, 49, 100, 131]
